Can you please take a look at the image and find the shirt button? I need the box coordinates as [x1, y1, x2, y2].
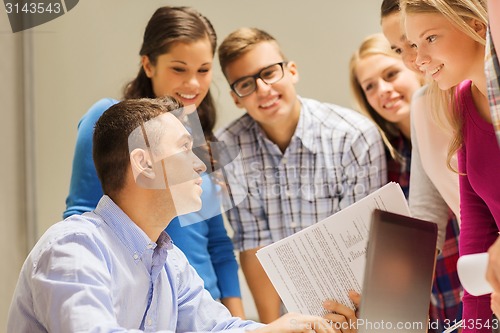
[290, 222, 298, 228]
[147, 318, 152, 326]
[147, 243, 153, 249]
[133, 254, 139, 260]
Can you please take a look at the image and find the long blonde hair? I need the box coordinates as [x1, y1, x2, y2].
[400, 0, 487, 171]
[350, 33, 422, 161]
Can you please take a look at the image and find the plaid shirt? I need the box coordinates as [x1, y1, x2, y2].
[386, 134, 462, 332]
[217, 97, 387, 251]
[486, 28, 500, 146]
[386, 135, 411, 198]
[430, 213, 462, 333]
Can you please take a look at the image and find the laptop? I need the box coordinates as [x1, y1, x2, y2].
[358, 209, 438, 333]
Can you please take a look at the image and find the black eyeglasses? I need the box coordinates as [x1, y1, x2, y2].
[230, 62, 287, 97]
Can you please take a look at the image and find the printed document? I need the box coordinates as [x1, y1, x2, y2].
[255, 182, 410, 316]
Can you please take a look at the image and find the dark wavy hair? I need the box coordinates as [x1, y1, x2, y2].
[123, 6, 218, 143]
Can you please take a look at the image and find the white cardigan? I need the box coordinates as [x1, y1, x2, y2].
[408, 86, 460, 252]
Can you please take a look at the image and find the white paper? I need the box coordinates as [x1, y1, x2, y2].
[256, 182, 410, 316]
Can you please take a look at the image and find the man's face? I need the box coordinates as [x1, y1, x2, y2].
[224, 41, 301, 132]
[133, 112, 207, 215]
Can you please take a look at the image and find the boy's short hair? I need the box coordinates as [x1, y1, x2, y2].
[218, 27, 286, 77]
[93, 96, 183, 197]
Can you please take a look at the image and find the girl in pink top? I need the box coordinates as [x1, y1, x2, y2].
[402, 0, 500, 331]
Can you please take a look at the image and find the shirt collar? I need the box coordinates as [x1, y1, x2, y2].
[294, 97, 316, 153]
[253, 96, 316, 154]
[94, 196, 173, 261]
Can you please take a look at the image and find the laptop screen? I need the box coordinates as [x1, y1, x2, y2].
[358, 209, 437, 333]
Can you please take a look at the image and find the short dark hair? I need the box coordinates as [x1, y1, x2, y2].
[381, 0, 400, 18]
[93, 96, 183, 197]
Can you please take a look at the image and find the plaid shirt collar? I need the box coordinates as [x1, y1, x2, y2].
[253, 96, 317, 154]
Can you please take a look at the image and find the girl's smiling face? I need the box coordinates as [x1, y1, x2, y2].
[405, 12, 485, 90]
[381, 12, 422, 74]
[142, 38, 214, 108]
[355, 53, 421, 125]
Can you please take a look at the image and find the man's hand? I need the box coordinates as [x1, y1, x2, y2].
[323, 291, 361, 333]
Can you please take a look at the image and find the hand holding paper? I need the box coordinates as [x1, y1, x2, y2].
[323, 291, 360, 333]
[256, 182, 410, 316]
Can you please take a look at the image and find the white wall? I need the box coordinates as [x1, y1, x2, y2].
[0, 14, 30, 331]
[1, 0, 382, 328]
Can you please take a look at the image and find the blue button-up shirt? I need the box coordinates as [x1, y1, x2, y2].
[7, 196, 263, 333]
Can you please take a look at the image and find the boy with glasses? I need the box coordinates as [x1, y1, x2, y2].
[216, 27, 387, 323]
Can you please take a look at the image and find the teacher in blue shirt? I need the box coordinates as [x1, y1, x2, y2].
[7, 97, 337, 333]
[63, 6, 243, 316]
